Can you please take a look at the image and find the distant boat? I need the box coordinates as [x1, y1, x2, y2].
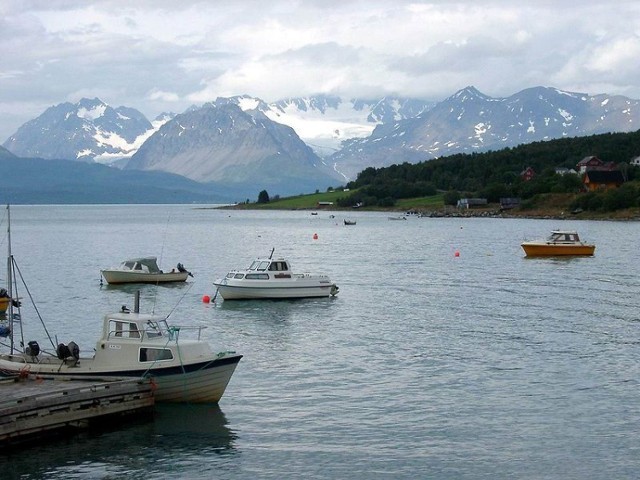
[213, 250, 339, 300]
[521, 230, 595, 257]
[388, 216, 407, 221]
[344, 220, 356, 225]
[101, 257, 192, 285]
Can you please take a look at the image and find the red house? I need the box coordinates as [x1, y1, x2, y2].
[576, 156, 604, 173]
[520, 167, 535, 181]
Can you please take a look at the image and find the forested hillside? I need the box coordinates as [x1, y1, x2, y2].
[338, 130, 640, 211]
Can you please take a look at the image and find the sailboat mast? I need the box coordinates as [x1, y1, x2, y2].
[5, 205, 13, 353]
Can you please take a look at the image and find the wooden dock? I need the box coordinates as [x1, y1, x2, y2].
[0, 375, 155, 446]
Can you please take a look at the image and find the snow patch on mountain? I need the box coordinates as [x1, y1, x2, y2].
[77, 104, 106, 121]
[93, 115, 172, 164]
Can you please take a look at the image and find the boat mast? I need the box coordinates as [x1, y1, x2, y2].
[6, 205, 14, 353]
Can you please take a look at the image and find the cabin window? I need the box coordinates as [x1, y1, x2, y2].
[234, 273, 245, 279]
[257, 261, 270, 271]
[245, 273, 269, 280]
[249, 261, 260, 270]
[226, 272, 235, 278]
[139, 347, 173, 362]
[269, 262, 288, 271]
[110, 320, 141, 339]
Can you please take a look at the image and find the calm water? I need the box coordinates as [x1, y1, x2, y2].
[1, 205, 639, 479]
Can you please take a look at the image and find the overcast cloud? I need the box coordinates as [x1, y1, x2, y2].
[1, 0, 640, 140]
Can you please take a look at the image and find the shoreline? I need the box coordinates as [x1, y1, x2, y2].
[217, 204, 640, 221]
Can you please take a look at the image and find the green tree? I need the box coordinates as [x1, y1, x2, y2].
[257, 190, 270, 203]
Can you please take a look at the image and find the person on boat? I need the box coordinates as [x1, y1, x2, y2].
[0, 288, 20, 307]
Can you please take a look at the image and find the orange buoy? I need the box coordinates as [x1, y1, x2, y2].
[202, 295, 211, 303]
[313, 233, 318, 240]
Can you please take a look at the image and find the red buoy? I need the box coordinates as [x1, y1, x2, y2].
[454, 250, 460, 257]
[313, 233, 318, 240]
[202, 295, 211, 303]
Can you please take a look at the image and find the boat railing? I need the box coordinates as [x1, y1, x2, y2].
[107, 324, 207, 342]
[166, 325, 208, 342]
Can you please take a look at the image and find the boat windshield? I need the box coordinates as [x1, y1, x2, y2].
[549, 232, 579, 242]
[248, 260, 260, 270]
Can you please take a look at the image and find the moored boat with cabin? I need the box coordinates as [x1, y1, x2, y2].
[213, 250, 339, 300]
[101, 257, 192, 285]
[521, 230, 595, 257]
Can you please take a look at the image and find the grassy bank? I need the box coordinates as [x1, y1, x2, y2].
[225, 190, 640, 220]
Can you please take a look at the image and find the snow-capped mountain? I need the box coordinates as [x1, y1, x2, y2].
[5, 87, 640, 192]
[2, 98, 172, 164]
[126, 101, 341, 196]
[223, 94, 434, 158]
[329, 86, 640, 179]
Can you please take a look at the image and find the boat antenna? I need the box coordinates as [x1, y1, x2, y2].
[269, 247, 275, 259]
[152, 210, 173, 314]
[164, 281, 194, 321]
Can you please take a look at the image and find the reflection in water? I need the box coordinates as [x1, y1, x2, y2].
[153, 403, 236, 451]
[100, 281, 194, 294]
[0, 404, 236, 478]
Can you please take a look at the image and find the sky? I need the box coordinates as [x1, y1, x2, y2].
[2, 0, 640, 141]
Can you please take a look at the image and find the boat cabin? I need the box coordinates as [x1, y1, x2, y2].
[95, 312, 208, 365]
[120, 257, 162, 273]
[225, 258, 294, 280]
[547, 231, 581, 244]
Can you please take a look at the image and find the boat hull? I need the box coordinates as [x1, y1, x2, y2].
[101, 270, 189, 284]
[0, 353, 242, 403]
[213, 280, 338, 300]
[521, 243, 595, 257]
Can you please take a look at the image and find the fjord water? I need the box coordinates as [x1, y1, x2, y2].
[1, 205, 639, 479]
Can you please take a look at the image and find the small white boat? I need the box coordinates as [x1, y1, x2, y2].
[388, 216, 407, 221]
[101, 257, 192, 285]
[213, 250, 339, 300]
[0, 303, 242, 403]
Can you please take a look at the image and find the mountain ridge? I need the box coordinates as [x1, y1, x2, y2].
[4, 86, 640, 195]
[328, 86, 640, 178]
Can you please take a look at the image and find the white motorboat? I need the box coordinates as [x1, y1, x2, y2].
[213, 250, 339, 300]
[101, 257, 192, 284]
[0, 305, 242, 403]
[1, 206, 241, 403]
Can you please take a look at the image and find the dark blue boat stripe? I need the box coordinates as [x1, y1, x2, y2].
[0, 354, 242, 379]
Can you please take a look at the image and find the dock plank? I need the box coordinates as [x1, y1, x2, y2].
[0, 375, 155, 445]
